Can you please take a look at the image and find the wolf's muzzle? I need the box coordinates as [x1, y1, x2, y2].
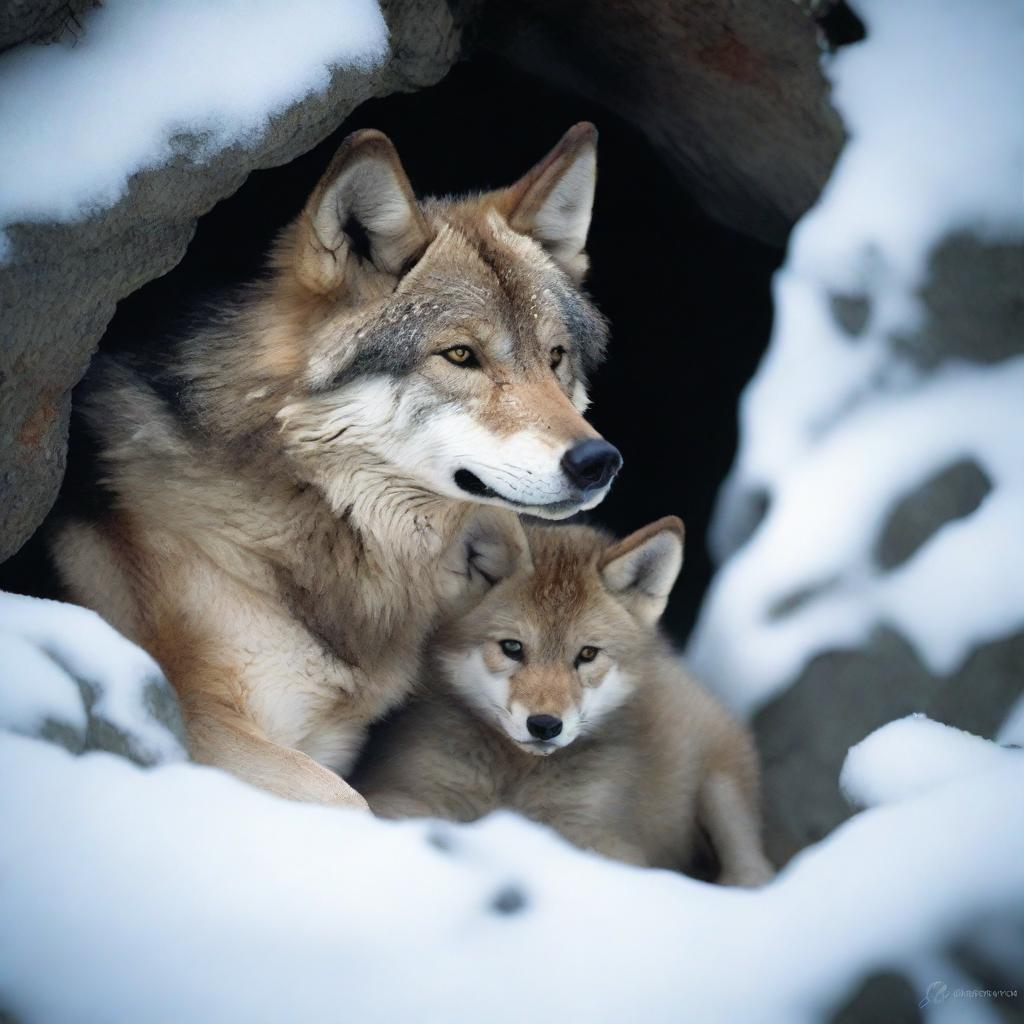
[560, 439, 622, 493]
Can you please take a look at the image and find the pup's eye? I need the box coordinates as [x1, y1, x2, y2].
[441, 346, 478, 367]
[499, 639, 524, 660]
[550, 346, 566, 370]
[576, 645, 600, 665]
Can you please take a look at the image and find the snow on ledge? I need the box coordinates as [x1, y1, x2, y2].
[0, 0, 388, 257]
[0, 717, 1021, 1022]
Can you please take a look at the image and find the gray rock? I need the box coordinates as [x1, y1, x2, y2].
[754, 628, 1024, 866]
[461, 0, 844, 244]
[874, 458, 992, 572]
[893, 235, 1024, 368]
[0, 0, 462, 562]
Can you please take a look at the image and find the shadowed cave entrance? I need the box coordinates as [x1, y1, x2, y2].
[3, 57, 782, 643]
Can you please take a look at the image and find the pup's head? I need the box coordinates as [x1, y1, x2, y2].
[438, 516, 684, 754]
[264, 124, 620, 520]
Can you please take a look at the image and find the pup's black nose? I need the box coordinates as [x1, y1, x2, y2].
[526, 714, 563, 741]
[561, 439, 622, 493]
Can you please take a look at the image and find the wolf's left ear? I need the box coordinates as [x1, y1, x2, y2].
[296, 129, 431, 294]
[600, 517, 684, 627]
[500, 122, 598, 282]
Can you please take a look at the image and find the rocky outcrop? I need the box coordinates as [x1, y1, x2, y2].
[0, 0, 462, 562]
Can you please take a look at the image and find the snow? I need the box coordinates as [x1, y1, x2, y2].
[689, 0, 1024, 715]
[0, 0, 388, 258]
[0, 632, 87, 739]
[0, 593, 1020, 1020]
[840, 714, 1023, 809]
[0, 715, 1020, 1023]
[0, 591, 185, 764]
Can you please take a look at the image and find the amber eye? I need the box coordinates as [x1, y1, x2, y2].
[442, 346, 477, 367]
[550, 345, 566, 370]
[499, 639, 524, 660]
[576, 645, 599, 665]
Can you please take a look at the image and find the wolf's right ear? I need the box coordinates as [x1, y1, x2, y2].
[499, 122, 598, 283]
[295, 130, 431, 294]
[600, 517, 684, 627]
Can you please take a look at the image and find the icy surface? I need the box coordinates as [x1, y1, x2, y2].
[689, 0, 1024, 714]
[0, 718, 1021, 1024]
[0, 0, 387, 254]
[0, 591, 185, 764]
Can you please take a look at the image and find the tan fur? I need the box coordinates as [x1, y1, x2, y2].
[53, 126, 612, 809]
[355, 521, 775, 884]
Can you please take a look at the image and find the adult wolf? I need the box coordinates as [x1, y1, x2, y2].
[53, 123, 621, 809]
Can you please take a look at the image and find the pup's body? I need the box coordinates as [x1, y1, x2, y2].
[356, 520, 773, 883]
[52, 125, 620, 808]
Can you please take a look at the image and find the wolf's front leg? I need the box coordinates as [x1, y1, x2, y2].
[187, 704, 369, 810]
[697, 772, 774, 887]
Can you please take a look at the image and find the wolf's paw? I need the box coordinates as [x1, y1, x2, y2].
[718, 858, 775, 888]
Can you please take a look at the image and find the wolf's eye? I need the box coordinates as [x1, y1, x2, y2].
[576, 645, 600, 666]
[441, 346, 478, 367]
[550, 346, 566, 370]
[499, 639, 524, 660]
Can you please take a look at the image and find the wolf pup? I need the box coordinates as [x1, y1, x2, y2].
[53, 124, 621, 809]
[355, 518, 774, 884]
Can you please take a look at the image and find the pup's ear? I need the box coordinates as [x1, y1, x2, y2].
[500, 122, 597, 282]
[440, 509, 533, 609]
[600, 517, 684, 627]
[295, 129, 431, 294]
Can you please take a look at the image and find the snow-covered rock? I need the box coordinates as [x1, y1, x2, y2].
[689, 0, 1024, 863]
[0, 591, 185, 764]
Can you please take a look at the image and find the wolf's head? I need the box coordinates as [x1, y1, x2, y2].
[435, 517, 684, 754]
[263, 124, 620, 521]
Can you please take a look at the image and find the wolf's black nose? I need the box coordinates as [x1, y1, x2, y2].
[561, 439, 622, 492]
[526, 714, 563, 741]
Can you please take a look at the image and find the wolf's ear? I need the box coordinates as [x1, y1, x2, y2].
[600, 517, 684, 627]
[501, 122, 597, 282]
[295, 129, 431, 294]
[440, 508, 533, 609]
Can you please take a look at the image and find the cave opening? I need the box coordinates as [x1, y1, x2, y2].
[1, 56, 782, 643]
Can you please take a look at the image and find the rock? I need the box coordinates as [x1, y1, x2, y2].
[755, 628, 1024, 865]
[750, 232, 1024, 867]
[0, 0, 462, 562]
[462, 0, 845, 244]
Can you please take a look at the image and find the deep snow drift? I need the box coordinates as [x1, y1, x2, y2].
[1, 596, 1021, 1023]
